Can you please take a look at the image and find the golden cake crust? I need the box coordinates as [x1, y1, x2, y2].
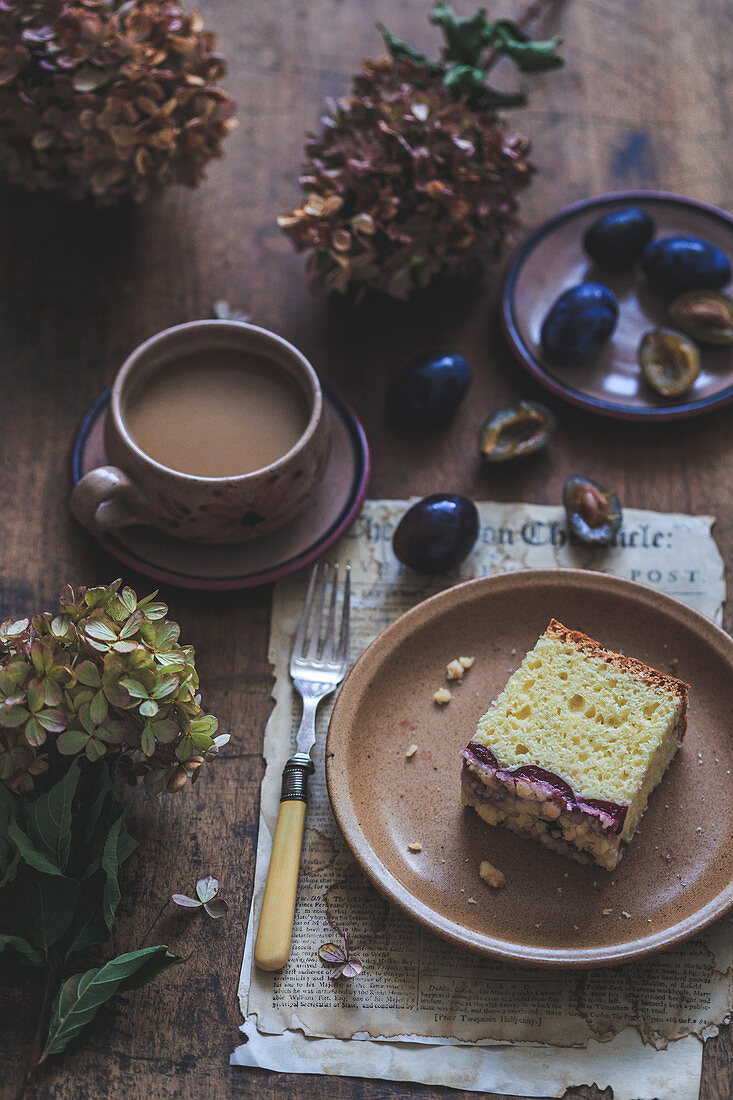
[546, 619, 689, 722]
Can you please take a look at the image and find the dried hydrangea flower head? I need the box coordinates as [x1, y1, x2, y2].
[279, 1, 563, 300]
[0, 580, 227, 793]
[0, 0, 237, 203]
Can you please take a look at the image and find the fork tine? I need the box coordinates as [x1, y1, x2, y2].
[336, 564, 350, 665]
[304, 562, 328, 659]
[292, 563, 318, 658]
[322, 563, 340, 661]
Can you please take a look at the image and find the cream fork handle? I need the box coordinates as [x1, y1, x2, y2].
[254, 754, 315, 972]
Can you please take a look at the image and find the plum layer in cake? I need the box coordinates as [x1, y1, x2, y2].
[461, 620, 688, 870]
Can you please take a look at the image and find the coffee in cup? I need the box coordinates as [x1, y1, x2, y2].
[70, 320, 331, 543]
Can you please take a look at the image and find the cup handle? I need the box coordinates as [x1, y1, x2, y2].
[70, 466, 146, 533]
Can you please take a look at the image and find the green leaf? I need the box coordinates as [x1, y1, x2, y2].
[148, 718, 177, 744]
[377, 22, 433, 67]
[65, 874, 110, 955]
[189, 732, 213, 752]
[85, 739, 106, 762]
[56, 730, 89, 755]
[139, 699, 158, 718]
[9, 867, 80, 952]
[78, 702, 95, 735]
[90, 691, 108, 726]
[26, 758, 80, 872]
[42, 676, 64, 706]
[30, 641, 52, 675]
[36, 708, 68, 733]
[120, 587, 137, 614]
[24, 716, 47, 747]
[66, 816, 136, 954]
[489, 19, 564, 72]
[0, 933, 44, 965]
[140, 727, 155, 756]
[101, 818, 123, 932]
[118, 610, 144, 640]
[41, 947, 185, 1062]
[151, 675, 179, 700]
[75, 661, 101, 688]
[0, 703, 30, 727]
[189, 715, 218, 735]
[119, 678, 148, 700]
[84, 620, 117, 644]
[431, 2, 494, 65]
[8, 821, 65, 877]
[140, 601, 167, 621]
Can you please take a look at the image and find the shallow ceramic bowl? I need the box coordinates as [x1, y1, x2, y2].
[502, 191, 733, 420]
[327, 570, 733, 967]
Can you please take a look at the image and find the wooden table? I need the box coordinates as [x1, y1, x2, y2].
[1, 0, 731, 1097]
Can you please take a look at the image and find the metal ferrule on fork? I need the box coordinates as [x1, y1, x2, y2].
[280, 752, 315, 801]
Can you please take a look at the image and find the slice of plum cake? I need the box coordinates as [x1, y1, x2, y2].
[461, 620, 688, 870]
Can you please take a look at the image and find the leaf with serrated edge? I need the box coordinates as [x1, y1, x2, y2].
[40, 946, 184, 1061]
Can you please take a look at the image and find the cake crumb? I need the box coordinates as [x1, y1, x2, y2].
[602, 908, 612, 915]
[622, 910, 631, 919]
[407, 842, 422, 853]
[433, 687, 451, 705]
[467, 897, 477, 905]
[405, 744, 418, 758]
[446, 656, 475, 681]
[479, 860, 506, 889]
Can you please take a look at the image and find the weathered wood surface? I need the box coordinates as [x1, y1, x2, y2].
[1, 0, 731, 1097]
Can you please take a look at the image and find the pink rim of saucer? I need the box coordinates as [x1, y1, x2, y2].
[69, 385, 370, 590]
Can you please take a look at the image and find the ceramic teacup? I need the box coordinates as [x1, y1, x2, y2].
[70, 320, 331, 544]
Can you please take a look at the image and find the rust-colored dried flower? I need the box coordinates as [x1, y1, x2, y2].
[0, 0, 237, 203]
[279, 2, 563, 300]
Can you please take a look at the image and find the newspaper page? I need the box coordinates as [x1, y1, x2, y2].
[235, 502, 729, 1091]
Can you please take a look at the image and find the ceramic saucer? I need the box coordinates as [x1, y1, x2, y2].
[70, 387, 370, 590]
[502, 190, 733, 421]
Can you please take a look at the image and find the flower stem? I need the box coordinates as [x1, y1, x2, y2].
[18, 955, 58, 1100]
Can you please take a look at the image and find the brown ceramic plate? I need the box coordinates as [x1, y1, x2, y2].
[327, 570, 733, 967]
[502, 191, 733, 420]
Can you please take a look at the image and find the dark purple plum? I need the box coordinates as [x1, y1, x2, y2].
[540, 282, 619, 366]
[583, 206, 655, 271]
[386, 352, 472, 431]
[641, 235, 731, 297]
[393, 494, 479, 574]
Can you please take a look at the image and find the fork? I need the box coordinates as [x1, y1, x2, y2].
[254, 562, 350, 972]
